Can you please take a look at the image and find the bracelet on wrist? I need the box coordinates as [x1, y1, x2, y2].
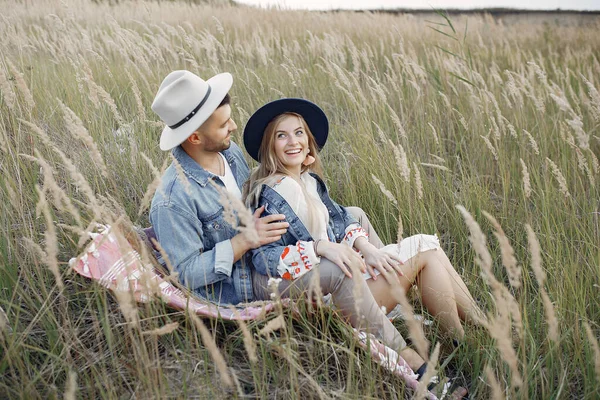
[313, 239, 322, 256]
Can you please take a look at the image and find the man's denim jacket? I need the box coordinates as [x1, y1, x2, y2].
[251, 173, 358, 277]
[149, 143, 252, 305]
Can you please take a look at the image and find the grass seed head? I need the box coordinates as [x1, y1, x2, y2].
[0, 62, 16, 112]
[482, 211, 521, 289]
[414, 342, 440, 400]
[584, 322, 600, 381]
[64, 370, 77, 400]
[371, 174, 398, 207]
[546, 157, 571, 198]
[484, 365, 505, 400]
[142, 322, 179, 336]
[57, 98, 108, 177]
[6, 58, 34, 111]
[520, 159, 532, 199]
[412, 162, 423, 200]
[389, 285, 429, 358]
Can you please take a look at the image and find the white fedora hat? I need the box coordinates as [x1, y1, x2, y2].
[152, 70, 233, 151]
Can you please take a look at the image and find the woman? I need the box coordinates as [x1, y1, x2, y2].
[242, 98, 481, 373]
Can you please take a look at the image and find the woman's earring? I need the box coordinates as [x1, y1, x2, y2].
[303, 150, 315, 166]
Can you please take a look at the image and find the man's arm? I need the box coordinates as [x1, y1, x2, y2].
[152, 204, 288, 291]
[152, 204, 236, 290]
[231, 205, 288, 263]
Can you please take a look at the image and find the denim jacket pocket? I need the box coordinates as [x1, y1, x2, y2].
[202, 210, 231, 248]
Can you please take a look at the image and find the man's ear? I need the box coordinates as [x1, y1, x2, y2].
[187, 131, 202, 145]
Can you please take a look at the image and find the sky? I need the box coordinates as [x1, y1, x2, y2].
[234, 0, 600, 11]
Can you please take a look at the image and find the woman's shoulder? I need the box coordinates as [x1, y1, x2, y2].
[301, 172, 319, 186]
[271, 175, 301, 192]
[254, 175, 300, 204]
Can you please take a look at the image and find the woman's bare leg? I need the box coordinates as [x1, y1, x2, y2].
[368, 249, 467, 339]
[346, 207, 482, 334]
[432, 249, 484, 323]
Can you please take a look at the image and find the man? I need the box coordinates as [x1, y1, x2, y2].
[150, 70, 288, 304]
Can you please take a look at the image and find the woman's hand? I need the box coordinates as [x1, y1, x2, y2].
[359, 242, 404, 283]
[316, 241, 366, 279]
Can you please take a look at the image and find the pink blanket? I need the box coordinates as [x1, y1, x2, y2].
[69, 225, 437, 399]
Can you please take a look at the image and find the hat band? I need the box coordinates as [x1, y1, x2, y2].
[168, 85, 212, 129]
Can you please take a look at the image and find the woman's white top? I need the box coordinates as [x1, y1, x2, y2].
[272, 173, 330, 241]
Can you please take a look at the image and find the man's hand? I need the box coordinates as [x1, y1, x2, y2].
[250, 205, 288, 248]
[231, 205, 288, 262]
[316, 241, 366, 279]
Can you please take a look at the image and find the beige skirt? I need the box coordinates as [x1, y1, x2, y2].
[362, 234, 441, 280]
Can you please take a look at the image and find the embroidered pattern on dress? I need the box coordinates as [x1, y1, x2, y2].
[271, 176, 287, 189]
[342, 224, 369, 249]
[277, 241, 319, 281]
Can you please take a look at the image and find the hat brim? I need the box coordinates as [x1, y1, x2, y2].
[243, 98, 329, 161]
[159, 73, 233, 151]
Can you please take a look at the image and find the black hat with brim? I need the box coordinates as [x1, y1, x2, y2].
[243, 98, 329, 161]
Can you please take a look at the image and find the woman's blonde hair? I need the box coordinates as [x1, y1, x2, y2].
[243, 113, 325, 237]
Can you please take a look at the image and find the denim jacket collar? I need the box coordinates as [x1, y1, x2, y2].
[258, 172, 343, 242]
[171, 145, 239, 188]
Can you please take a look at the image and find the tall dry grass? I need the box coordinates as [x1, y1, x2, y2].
[0, 0, 599, 398]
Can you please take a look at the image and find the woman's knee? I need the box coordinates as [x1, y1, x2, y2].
[317, 259, 351, 293]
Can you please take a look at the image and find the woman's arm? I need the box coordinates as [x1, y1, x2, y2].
[249, 196, 320, 280]
[251, 239, 320, 280]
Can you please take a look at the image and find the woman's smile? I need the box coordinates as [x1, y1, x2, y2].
[274, 115, 309, 173]
[284, 148, 303, 155]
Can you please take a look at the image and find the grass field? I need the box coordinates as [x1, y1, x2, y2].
[0, 0, 599, 398]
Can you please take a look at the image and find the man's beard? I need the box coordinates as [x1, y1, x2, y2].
[204, 137, 231, 152]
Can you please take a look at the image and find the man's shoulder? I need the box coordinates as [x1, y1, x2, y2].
[150, 163, 194, 209]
